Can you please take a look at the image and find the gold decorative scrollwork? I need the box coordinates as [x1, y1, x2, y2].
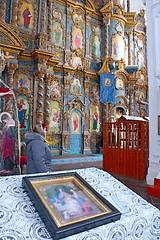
[64, 97, 86, 123]
[72, 8, 84, 27]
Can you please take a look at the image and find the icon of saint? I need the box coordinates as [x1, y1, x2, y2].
[22, 6, 32, 28]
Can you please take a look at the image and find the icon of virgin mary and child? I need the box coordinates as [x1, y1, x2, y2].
[46, 184, 93, 220]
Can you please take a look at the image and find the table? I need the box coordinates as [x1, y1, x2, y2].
[0, 167, 160, 239]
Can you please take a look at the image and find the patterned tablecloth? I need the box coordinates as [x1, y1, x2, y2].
[0, 167, 160, 240]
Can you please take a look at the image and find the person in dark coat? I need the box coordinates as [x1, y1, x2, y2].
[25, 122, 52, 174]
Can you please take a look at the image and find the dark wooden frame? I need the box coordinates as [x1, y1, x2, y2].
[22, 172, 121, 239]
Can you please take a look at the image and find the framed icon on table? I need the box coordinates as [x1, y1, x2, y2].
[22, 172, 121, 239]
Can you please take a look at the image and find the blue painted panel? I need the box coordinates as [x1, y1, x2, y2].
[70, 111, 82, 154]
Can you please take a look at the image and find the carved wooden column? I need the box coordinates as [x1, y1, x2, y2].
[34, 71, 45, 124]
[0, 0, 6, 22]
[86, 13, 91, 56]
[11, 0, 18, 26]
[64, 5, 72, 65]
[66, 4, 72, 50]
[128, 90, 134, 116]
[6, 63, 18, 116]
[44, 74, 52, 125]
[40, 0, 47, 33]
[47, 0, 54, 41]
[127, 0, 130, 12]
[7, 63, 18, 88]
[103, 15, 111, 59]
[127, 31, 132, 65]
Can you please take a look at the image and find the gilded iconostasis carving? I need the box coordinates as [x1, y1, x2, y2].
[0, 0, 148, 155]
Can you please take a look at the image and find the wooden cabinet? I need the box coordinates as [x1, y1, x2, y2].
[103, 116, 149, 180]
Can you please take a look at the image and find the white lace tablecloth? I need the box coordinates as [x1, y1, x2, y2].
[0, 167, 160, 240]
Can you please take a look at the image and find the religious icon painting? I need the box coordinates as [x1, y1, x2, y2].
[72, 57, 82, 68]
[52, 21, 63, 47]
[19, 2, 34, 33]
[91, 35, 101, 58]
[137, 39, 144, 49]
[115, 76, 124, 90]
[15, 73, 31, 89]
[17, 95, 30, 131]
[92, 24, 100, 34]
[112, 35, 124, 60]
[49, 81, 62, 97]
[53, 8, 62, 20]
[90, 87, 100, 102]
[138, 74, 145, 84]
[135, 20, 145, 32]
[139, 91, 145, 101]
[90, 106, 100, 133]
[70, 77, 83, 96]
[71, 111, 80, 134]
[72, 27, 83, 50]
[138, 52, 144, 70]
[49, 101, 60, 133]
[73, 12, 84, 26]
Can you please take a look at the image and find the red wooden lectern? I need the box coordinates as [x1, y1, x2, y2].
[147, 178, 160, 198]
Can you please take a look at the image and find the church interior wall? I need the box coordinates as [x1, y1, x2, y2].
[0, 0, 148, 156]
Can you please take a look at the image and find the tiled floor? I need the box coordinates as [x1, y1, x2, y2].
[51, 157, 160, 210]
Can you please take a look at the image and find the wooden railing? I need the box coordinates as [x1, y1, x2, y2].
[103, 121, 149, 180]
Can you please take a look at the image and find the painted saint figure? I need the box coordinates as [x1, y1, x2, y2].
[54, 26, 61, 44]
[22, 7, 32, 28]
[75, 32, 81, 49]
[92, 36, 100, 57]
[18, 99, 27, 128]
[73, 115, 78, 131]
[0, 112, 15, 170]
[92, 108, 98, 130]
[73, 79, 81, 94]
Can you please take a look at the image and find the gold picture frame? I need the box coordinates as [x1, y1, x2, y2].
[23, 172, 121, 239]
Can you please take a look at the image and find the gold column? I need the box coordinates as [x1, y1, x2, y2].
[47, 0, 54, 41]
[44, 73, 52, 125]
[103, 15, 111, 59]
[11, 0, 18, 26]
[6, 63, 18, 116]
[40, 0, 47, 33]
[127, 31, 132, 65]
[0, 0, 6, 22]
[34, 70, 45, 124]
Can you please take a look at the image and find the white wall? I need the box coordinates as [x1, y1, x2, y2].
[146, 0, 160, 184]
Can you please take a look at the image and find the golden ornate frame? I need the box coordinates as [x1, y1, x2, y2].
[89, 85, 100, 105]
[136, 34, 145, 50]
[14, 68, 33, 91]
[70, 74, 84, 96]
[49, 77, 63, 99]
[89, 102, 101, 134]
[115, 75, 125, 90]
[17, 0, 38, 35]
[90, 23, 102, 59]
[71, 25, 84, 54]
[52, 8, 63, 21]
[111, 33, 125, 60]
[52, 19, 65, 49]
[64, 97, 86, 127]
[137, 50, 145, 70]
[115, 22, 123, 35]
[72, 8, 85, 27]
